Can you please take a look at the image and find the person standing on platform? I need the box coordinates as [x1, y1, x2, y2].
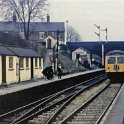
[57, 64, 62, 79]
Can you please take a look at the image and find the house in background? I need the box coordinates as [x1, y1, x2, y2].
[0, 15, 65, 45]
[72, 47, 91, 67]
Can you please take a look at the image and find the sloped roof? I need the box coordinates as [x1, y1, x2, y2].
[73, 47, 90, 53]
[0, 22, 18, 32]
[0, 45, 15, 56]
[0, 21, 65, 32]
[106, 50, 124, 55]
[7, 46, 41, 57]
[29, 22, 65, 32]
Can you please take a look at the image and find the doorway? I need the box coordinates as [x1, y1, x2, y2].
[2, 56, 6, 83]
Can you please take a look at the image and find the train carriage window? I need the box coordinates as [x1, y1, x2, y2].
[108, 57, 116, 64]
[117, 57, 124, 64]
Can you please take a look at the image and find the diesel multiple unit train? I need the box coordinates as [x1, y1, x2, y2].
[105, 50, 124, 82]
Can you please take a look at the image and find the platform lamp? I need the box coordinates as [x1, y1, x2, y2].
[56, 29, 59, 70]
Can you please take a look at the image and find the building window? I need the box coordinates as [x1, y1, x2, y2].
[47, 39, 52, 49]
[9, 57, 13, 68]
[20, 58, 24, 68]
[39, 58, 41, 67]
[26, 58, 29, 68]
[35, 58, 38, 67]
[39, 32, 44, 39]
[44, 32, 47, 38]
[20, 32, 25, 39]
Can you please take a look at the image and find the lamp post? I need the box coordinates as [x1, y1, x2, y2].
[56, 29, 59, 68]
[66, 20, 68, 42]
[101, 27, 108, 67]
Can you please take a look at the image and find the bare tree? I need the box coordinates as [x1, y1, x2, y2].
[67, 25, 82, 42]
[0, 0, 48, 40]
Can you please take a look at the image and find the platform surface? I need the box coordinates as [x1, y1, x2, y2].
[0, 69, 102, 96]
[101, 84, 124, 124]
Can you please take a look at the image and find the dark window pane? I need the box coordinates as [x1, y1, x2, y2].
[35, 58, 37, 67]
[117, 57, 124, 64]
[108, 57, 116, 64]
[20, 58, 24, 68]
[9, 57, 13, 68]
[26, 58, 29, 67]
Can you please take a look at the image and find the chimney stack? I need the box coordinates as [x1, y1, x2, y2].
[47, 15, 50, 22]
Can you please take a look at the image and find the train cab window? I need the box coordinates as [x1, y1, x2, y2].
[117, 57, 124, 64]
[108, 57, 116, 64]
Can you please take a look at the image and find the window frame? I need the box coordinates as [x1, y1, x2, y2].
[9, 56, 13, 69]
[35, 58, 38, 68]
[108, 57, 116, 64]
[26, 58, 29, 68]
[117, 56, 124, 64]
[39, 58, 42, 68]
[20, 58, 24, 69]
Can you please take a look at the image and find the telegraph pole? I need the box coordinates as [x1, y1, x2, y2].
[94, 24, 101, 42]
[94, 24, 104, 67]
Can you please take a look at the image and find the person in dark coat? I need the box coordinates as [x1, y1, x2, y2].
[42, 67, 49, 79]
[42, 66, 54, 80]
[57, 64, 62, 79]
[47, 66, 54, 80]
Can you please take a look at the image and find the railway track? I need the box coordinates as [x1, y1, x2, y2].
[0, 74, 107, 124]
[57, 83, 122, 124]
[29, 80, 109, 124]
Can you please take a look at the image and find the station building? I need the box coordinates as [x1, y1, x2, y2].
[72, 47, 91, 67]
[0, 45, 43, 85]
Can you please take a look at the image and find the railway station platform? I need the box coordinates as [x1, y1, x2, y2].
[101, 84, 124, 124]
[0, 69, 104, 115]
[0, 69, 103, 96]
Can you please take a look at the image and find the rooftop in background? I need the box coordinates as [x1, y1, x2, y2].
[0, 21, 65, 32]
[66, 41, 124, 57]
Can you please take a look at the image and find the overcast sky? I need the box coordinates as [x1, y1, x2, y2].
[48, 0, 124, 41]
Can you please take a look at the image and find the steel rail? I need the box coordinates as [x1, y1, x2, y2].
[59, 84, 110, 124]
[46, 75, 107, 124]
[59, 83, 121, 124]
[15, 75, 107, 124]
[0, 74, 106, 124]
